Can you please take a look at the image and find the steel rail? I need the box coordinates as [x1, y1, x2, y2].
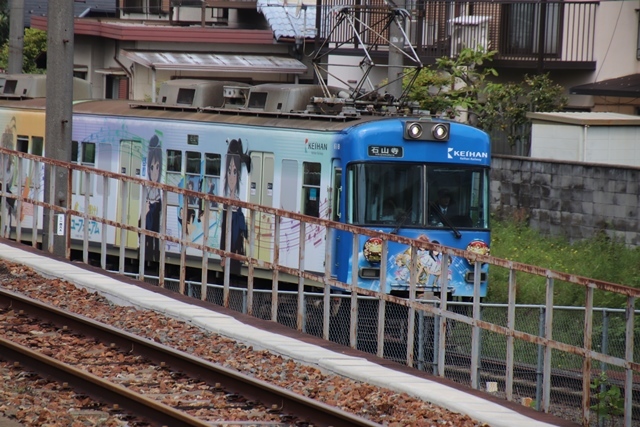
[0, 336, 214, 427]
[0, 288, 383, 427]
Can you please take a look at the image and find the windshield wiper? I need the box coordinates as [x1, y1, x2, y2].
[429, 201, 462, 239]
[390, 207, 412, 235]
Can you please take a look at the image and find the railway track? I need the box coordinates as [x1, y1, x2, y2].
[0, 288, 383, 427]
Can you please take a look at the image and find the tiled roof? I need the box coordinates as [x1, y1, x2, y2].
[257, 0, 316, 40]
[24, 0, 116, 26]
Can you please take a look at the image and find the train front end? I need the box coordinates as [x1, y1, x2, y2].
[333, 117, 491, 299]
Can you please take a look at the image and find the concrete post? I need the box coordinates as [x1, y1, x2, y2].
[43, 0, 74, 257]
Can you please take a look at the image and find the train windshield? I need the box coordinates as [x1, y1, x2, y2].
[346, 163, 489, 229]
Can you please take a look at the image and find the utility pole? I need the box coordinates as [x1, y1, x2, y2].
[8, 0, 25, 73]
[43, 0, 74, 257]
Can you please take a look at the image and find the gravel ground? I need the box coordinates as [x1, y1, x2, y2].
[0, 260, 489, 427]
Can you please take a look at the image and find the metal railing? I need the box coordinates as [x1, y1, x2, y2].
[317, 0, 597, 67]
[0, 147, 638, 427]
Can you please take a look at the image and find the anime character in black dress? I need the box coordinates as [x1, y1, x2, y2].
[143, 134, 162, 262]
[219, 138, 251, 275]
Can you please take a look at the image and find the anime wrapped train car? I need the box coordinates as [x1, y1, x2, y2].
[0, 75, 491, 298]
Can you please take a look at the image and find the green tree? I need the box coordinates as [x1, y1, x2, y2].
[405, 47, 497, 119]
[404, 48, 567, 149]
[0, 27, 47, 73]
[478, 73, 567, 150]
[0, 0, 8, 47]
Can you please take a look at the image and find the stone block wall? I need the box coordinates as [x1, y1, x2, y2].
[490, 155, 640, 246]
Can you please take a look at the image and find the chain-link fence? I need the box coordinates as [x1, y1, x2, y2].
[139, 274, 640, 427]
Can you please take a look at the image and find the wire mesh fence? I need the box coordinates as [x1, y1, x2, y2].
[130, 272, 640, 426]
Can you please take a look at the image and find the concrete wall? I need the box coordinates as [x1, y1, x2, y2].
[491, 155, 640, 246]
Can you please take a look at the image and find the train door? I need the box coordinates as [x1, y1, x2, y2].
[248, 152, 274, 263]
[116, 140, 142, 248]
[330, 159, 342, 278]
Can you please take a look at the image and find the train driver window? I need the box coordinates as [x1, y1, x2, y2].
[302, 162, 321, 217]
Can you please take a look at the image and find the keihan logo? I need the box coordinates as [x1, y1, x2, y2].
[305, 138, 328, 153]
[448, 147, 487, 160]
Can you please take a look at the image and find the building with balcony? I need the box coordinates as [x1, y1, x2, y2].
[18, 0, 640, 114]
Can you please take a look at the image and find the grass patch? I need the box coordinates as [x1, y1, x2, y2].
[487, 220, 640, 307]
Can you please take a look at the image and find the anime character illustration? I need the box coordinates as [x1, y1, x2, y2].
[418, 242, 441, 287]
[0, 117, 17, 237]
[393, 251, 411, 285]
[417, 240, 452, 289]
[142, 133, 162, 262]
[207, 178, 218, 209]
[219, 138, 251, 275]
[187, 176, 200, 207]
[178, 207, 201, 238]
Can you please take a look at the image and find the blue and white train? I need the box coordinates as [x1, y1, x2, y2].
[0, 75, 491, 298]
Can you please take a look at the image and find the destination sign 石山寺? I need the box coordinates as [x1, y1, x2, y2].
[368, 146, 403, 158]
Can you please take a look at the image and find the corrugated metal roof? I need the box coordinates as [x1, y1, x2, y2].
[527, 112, 640, 126]
[121, 50, 307, 74]
[257, 0, 316, 40]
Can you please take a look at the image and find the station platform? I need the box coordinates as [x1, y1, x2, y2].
[0, 241, 577, 427]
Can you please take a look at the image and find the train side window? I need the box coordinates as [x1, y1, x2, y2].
[16, 136, 28, 153]
[82, 143, 96, 165]
[80, 142, 96, 196]
[71, 141, 79, 194]
[166, 150, 182, 206]
[185, 151, 201, 207]
[302, 162, 321, 218]
[204, 153, 221, 209]
[72, 141, 79, 162]
[31, 137, 43, 156]
[21, 136, 45, 191]
[16, 137, 29, 189]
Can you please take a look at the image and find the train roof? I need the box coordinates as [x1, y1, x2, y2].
[0, 96, 431, 133]
[0, 76, 468, 133]
[73, 98, 389, 132]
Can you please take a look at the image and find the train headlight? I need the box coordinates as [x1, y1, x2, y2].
[404, 121, 450, 142]
[407, 123, 423, 139]
[432, 123, 449, 140]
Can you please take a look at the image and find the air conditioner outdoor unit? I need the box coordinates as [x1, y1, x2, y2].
[449, 15, 490, 56]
